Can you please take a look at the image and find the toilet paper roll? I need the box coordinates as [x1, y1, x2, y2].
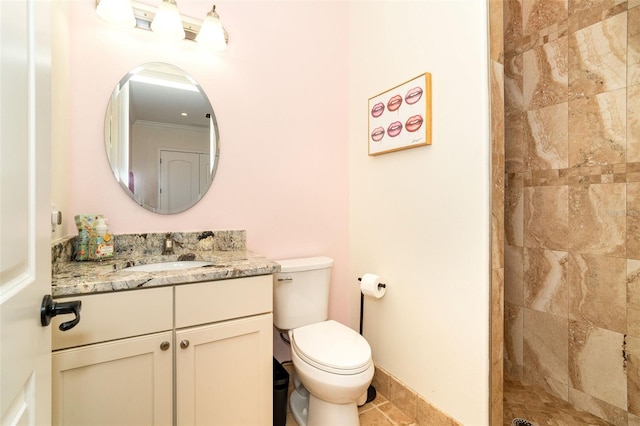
[360, 273, 386, 298]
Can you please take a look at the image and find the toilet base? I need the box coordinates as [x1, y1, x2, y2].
[289, 384, 360, 426]
[290, 387, 309, 426]
[308, 395, 359, 426]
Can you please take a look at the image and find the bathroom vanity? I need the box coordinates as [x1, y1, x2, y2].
[49, 232, 279, 426]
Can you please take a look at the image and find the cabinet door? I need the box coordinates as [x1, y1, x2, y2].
[52, 331, 173, 426]
[176, 314, 273, 426]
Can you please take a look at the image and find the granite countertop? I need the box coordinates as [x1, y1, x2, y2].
[52, 250, 280, 298]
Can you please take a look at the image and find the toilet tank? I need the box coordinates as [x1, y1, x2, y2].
[273, 256, 334, 331]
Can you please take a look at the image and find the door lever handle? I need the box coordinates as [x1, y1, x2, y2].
[40, 295, 82, 331]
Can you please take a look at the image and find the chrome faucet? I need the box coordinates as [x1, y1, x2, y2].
[162, 233, 175, 255]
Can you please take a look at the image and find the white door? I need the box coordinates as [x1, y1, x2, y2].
[0, 0, 53, 424]
[159, 150, 201, 212]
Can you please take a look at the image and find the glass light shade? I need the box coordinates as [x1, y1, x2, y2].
[96, 0, 135, 27]
[195, 9, 227, 51]
[150, 0, 185, 40]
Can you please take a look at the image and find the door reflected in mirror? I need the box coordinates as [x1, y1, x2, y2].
[104, 62, 219, 214]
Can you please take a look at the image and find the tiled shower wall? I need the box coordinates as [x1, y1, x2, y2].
[503, 0, 640, 424]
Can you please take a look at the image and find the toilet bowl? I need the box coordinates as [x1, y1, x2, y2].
[289, 321, 374, 426]
[272, 257, 374, 426]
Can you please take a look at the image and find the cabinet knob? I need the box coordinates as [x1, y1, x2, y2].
[180, 339, 190, 349]
[160, 341, 170, 351]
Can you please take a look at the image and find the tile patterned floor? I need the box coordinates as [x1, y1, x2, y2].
[282, 367, 614, 425]
[503, 379, 613, 426]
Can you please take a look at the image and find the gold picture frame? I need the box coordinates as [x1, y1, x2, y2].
[368, 72, 432, 156]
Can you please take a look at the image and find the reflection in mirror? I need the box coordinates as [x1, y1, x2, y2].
[104, 62, 219, 214]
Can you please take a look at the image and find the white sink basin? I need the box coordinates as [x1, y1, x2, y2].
[124, 261, 214, 272]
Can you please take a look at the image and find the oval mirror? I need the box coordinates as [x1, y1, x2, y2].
[104, 62, 219, 214]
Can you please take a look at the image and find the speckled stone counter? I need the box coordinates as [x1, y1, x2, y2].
[51, 230, 280, 298]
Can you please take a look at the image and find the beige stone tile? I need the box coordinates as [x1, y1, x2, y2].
[568, 89, 626, 168]
[388, 375, 417, 421]
[568, 12, 627, 99]
[569, 4, 607, 30]
[506, 184, 524, 247]
[523, 36, 568, 110]
[505, 52, 524, 117]
[631, 0, 640, 9]
[568, 183, 626, 256]
[629, 182, 640, 259]
[524, 248, 569, 316]
[416, 396, 461, 426]
[505, 378, 613, 426]
[523, 308, 569, 387]
[491, 267, 505, 426]
[522, 0, 568, 36]
[504, 0, 524, 54]
[629, 84, 640, 163]
[524, 102, 568, 171]
[630, 7, 640, 86]
[568, 253, 627, 333]
[489, 0, 504, 64]
[523, 369, 569, 401]
[371, 365, 390, 399]
[569, 320, 627, 410]
[630, 412, 640, 426]
[377, 401, 415, 425]
[628, 335, 640, 416]
[505, 245, 525, 306]
[505, 303, 524, 381]
[492, 55, 506, 269]
[506, 114, 525, 174]
[628, 259, 640, 338]
[568, 385, 629, 425]
[524, 185, 569, 250]
[358, 405, 396, 426]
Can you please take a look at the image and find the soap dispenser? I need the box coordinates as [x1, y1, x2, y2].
[93, 218, 114, 259]
[95, 218, 108, 237]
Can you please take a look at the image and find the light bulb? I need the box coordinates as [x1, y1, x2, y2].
[151, 0, 185, 41]
[96, 0, 135, 27]
[196, 6, 227, 51]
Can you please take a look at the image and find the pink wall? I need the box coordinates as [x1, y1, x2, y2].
[64, 1, 350, 327]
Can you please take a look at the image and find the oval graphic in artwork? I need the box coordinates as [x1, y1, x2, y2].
[387, 95, 403, 112]
[405, 115, 424, 133]
[371, 102, 385, 118]
[387, 121, 403, 137]
[405, 86, 423, 105]
[371, 126, 385, 142]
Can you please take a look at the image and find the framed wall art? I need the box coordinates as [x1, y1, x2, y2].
[368, 72, 432, 156]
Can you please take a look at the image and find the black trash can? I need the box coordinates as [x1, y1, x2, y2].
[273, 358, 289, 426]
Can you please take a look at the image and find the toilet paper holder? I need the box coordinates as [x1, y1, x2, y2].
[357, 276, 386, 290]
[357, 276, 385, 405]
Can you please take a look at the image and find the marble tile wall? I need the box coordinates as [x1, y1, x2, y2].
[503, 1, 640, 424]
[490, 0, 506, 424]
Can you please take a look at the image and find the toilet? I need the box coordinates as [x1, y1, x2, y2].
[273, 256, 374, 426]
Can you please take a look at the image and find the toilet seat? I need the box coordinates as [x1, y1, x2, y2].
[291, 320, 371, 375]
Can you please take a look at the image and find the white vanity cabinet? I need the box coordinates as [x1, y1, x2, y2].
[52, 331, 174, 426]
[51, 275, 273, 426]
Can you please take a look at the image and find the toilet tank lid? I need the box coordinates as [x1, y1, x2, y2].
[276, 256, 334, 273]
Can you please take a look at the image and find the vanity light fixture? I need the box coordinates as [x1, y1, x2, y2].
[95, 0, 229, 49]
[96, 0, 136, 27]
[150, 0, 185, 40]
[195, 5, 227, 51]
